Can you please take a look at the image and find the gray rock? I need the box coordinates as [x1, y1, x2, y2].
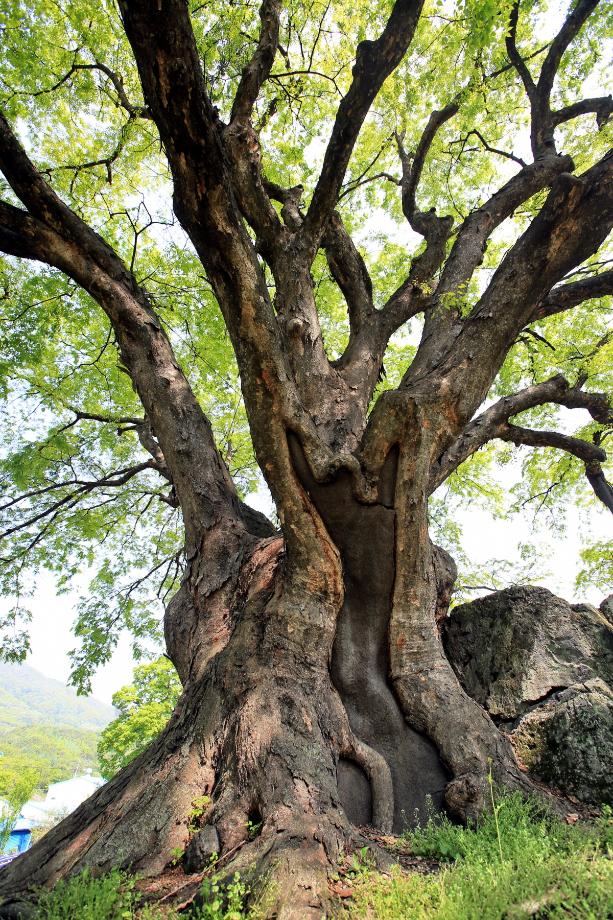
[512, 679, 613, 804]
[443, 586, 613, 804]
[443, 586, 613, 720]
[600, 594, 613, 624]
[183, 825, 220, 874]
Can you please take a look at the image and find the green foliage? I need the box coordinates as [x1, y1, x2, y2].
[345, 795, 613, 919]
[30, 867, 252, 920]
[0, 772, 36, 851]
[0, 661, 108, 792]
[188, 795, 213, 833]
[33, 870, 138, 920]
[197, 872, 250, 920]
[97, 658, 181, 779]
[576, 541, 613, 595]
[246, 817, 263, 841]
[406, 791, 559, 864]
[0, 724, 99, 795]
[26, 804, 613, 918]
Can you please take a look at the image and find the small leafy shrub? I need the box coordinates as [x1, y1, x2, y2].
[34, 869, 136, 919]
[194, 871, 249, 920]
[169, 846, 185, 867]
[246, 818, 262, 841]
[188, 795, 212, 832]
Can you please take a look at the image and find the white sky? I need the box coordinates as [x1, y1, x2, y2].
[16, 572, 136, 706]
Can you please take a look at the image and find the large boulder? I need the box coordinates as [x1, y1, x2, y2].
[512, 679, 613, 804]
[442, 586, 613, 720]
[442, 586, 613, 804]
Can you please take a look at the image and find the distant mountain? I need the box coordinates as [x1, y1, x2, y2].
[0, 662, 115, 732]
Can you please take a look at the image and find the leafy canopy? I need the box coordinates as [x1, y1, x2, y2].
[0, 0, 610, 688]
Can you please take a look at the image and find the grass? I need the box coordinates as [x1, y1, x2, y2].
[344, 794, 613, 919]
[31, 866, 250, 920]
[33, 869, 139, 920]
[23, 795, 613, 919]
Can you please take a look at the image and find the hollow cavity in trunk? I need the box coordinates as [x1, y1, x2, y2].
[290, 438, 448, 831]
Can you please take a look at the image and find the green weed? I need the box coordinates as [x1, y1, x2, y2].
[27, 799, 613, 919]
[33, 869, 137, 920]
[30, 865, 251, 920]
[246, 818, 263, 841]
[345, 794, 613, 919]
[169, 846, 185, 867]
[188, 795, 212, 833]
[195, 872, 249, 919]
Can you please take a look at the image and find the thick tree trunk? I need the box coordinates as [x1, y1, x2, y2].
[0, 439, 533, 919]
[0, 533, 358, 918]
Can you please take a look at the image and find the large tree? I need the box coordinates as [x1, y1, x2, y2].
[0, 0, 612, 915]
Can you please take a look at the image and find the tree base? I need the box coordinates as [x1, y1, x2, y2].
[0, 532, 574, 920]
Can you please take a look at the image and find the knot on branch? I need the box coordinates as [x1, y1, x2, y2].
[352, 40, 378, 77]
[286, 315, 305, 336]
[225, 118, 262, 160]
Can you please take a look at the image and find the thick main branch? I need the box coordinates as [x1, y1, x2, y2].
[299, 0, 425, 260]
[431, 152, 613, 430]
[0, 118, 246, 550]
[431, 374, 612, 490]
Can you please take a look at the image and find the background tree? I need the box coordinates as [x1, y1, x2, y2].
[0, 775, 36, 854]
[97, 658, 181, 780]
[0, 0, 611, 916]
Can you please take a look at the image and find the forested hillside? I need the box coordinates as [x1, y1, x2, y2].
[0, 662, 114, 731]
[0, 663, 114, 793]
